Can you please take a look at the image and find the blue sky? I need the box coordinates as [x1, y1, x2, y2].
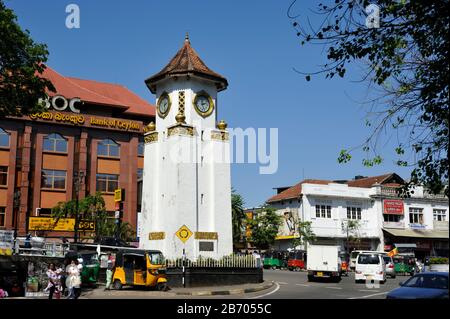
[7, 0, 412, 207]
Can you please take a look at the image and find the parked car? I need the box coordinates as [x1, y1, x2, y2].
[386, 272, 449, 299]
[355, 253, 386, 284]
[381, 254, 396, 278]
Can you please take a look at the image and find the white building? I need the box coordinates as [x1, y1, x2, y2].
[139, 36, 233, 260]
[266, 173, 449, 258]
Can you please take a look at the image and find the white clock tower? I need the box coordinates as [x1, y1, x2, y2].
[139, 35, 233, 260]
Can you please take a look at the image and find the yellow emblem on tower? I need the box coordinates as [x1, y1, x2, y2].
[176, 225, 193, 243]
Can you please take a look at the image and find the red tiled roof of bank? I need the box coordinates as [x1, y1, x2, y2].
[267, 179, 332, 203]
[145, 35, 228, 93]
[41, 66, 155, 117]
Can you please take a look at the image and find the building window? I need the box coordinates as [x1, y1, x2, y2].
[138, 142, 144, 156]
[384, 214, 402, 222]
[97, 139, 120, 157]
[0, 207, 5, 227]
[41, 169, 66, 190]
[0, 128, 10, 148]
[433, 209, 447, 221]
[43, 133, 67, 153]
[409, 207, 424, 224]
[315, 205, 331, 218]
[0, 166, 7, 186]
[347, 207, 362, 220]
[96, 174, 119, 193]
[137, 168, 143, 181]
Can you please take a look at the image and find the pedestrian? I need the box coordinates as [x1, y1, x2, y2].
[44, 263, 57, 299]
[24, 233, 32, 248]
[65, 259, 81, 299]
[104, 256, 115, 291]
[252, 250, 262, 268]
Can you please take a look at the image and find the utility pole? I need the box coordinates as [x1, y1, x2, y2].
[73, 171, 85, 250]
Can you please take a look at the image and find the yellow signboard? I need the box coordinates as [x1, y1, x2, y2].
[275, 235, 300, 240]
[176, 225, 193, 243]
[78, 220, 96, 231]
[0, 248, 13, 256]
[114, 189, 123, 202]
[29, 217, 75, 231]
[194, 232, 218, 240]
[149, 232, 165, 240]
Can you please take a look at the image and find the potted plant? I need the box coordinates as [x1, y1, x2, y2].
[428, 257, 449, 272]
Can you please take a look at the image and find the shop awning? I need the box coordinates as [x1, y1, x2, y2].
[394, 243, 417, 248]
[383, 228, 449, 239]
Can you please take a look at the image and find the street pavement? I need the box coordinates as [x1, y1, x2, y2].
[249, 269, 406, 299]
[76, 269, 405, 299]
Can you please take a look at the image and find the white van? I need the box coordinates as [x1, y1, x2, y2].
[349, 250, 373, 270]
[355, 253, 386, 283]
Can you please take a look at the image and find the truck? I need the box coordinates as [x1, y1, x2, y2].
[307, 245, 342, 282]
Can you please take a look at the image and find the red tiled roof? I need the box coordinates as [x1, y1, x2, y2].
[41, 66, 155, 117]
[267, 179, 331, 203]
[145, 36, 228, 93]
[267, 173, 405, 203]
[347, 173, 401, 188]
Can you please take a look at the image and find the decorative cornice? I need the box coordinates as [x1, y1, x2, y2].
[144, 131, 158, 143]
[168, 123, 195, 137]
[211, 130, 229, 141]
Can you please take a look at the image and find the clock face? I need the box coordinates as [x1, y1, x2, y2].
[194, 93, 213, 117]
[158, 93, 170, 118]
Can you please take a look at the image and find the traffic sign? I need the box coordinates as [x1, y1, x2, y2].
[114, 188, 124, 202]
[175, 225, 193, 243]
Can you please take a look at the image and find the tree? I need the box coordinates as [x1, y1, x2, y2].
[231, 189, 246, 245]
[247, 206, 282, 250]
[292, 221, 316, 251]
[0, 0, 55, 118]
[52, 192, 136, 242]
[288, 0, 449, 197]
[341, 219, 361, 254]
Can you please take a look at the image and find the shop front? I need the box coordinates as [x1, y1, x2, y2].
[383, 228, 449, 259]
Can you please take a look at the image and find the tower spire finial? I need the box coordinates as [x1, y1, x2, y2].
[185, 32, 189, 43]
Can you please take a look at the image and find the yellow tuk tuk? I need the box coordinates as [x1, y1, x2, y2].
[112, 249, 168, 291]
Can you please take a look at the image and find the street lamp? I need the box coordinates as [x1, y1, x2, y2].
[73, 171, 85, 249]
[13, 190, 21, 254]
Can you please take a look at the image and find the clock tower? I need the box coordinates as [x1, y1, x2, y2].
[140, 35, 233, 260]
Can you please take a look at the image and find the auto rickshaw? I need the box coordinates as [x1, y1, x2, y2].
[393, 254, 415, 276]
[339, 251, 350, 276]
[287, 250, 306, 271]
[263, 251, 284, 269]
[112, 249, 168, 291]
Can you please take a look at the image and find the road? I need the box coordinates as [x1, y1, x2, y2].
[247, 269, 405, 299]
[80, 269, 406, 299]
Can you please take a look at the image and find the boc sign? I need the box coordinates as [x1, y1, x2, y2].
[39, 95, 81, 113]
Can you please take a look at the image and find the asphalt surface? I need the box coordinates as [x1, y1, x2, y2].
[75, 269, 406, 299]
[250, 269, 406, 299]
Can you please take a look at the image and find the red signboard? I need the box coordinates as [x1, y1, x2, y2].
[383, 199, 404, 215]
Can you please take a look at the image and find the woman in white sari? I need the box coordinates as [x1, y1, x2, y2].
[65, 260, 81, 299]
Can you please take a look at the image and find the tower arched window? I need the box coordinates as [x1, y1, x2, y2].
[0, 128, 10, 148]
[43, 133, 67, 153]
[97, 139, 120, 157]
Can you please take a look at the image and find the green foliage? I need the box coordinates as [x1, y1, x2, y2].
[247, 206, 282, 249]
[342, 219, 361, 251]
[0, 1, 55, 117]
[292, 221, 316, 249]
[290, 0, 449, 197]
[52, 192, 136, 242]
[429, 257, 449, 265]
[231, 189, 246, 243]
